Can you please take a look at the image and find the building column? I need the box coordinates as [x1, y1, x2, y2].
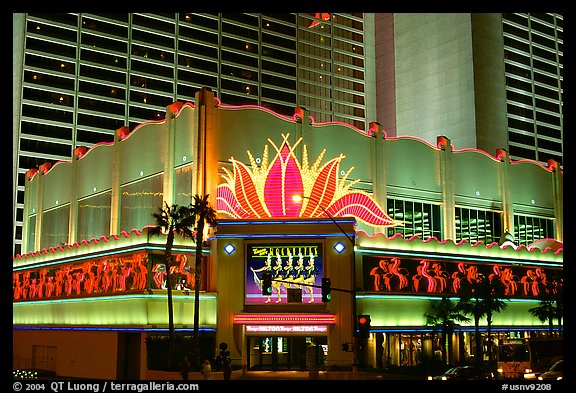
[192, 87, 217, 201]
[437, 136, 456, 241]
[548, 159, 563, 242]
[22, 169, 39, 253]
[163, 102, 182, 207]
[109, 126, 130, 236]
[35, 163, 52, 250]
[496, 148, 514, 237]
[68, 146, 87, 244]
[372, 121, 388, 234]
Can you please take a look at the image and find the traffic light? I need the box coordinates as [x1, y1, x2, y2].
[321, 277, 331, 302]
[357, 314, 371, 338]
[261, 272, 272, 296]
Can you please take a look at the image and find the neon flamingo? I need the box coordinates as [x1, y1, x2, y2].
[45, 276, 54, 298]
[521, 270, 536, 296]
[369, 260, 385, 291]
[452, 262, 466, 293]
[378, 259, 392, 291]
[152, 263, 167, 289]
[533, 268, 547, 297]
[84, 272, 95, 294]
[64, 274, 73, 296]
[489, 265, 501, 283]
[501, 268, 518, 296]
[54, 270, 63, 297]
[430, 262, 447, 293]
[29, 278, 38, 299]
[176, 255, 194, 290]
[389, 258, 409, 291]
[413, 265, 424, 292]
[420, 261, 437, 293]
[22, 273, 31, 299]
[13, 278, 22, 300]
[489, 265, 508, 294]
[74, 270, 84, 295]
[466, 265, 480, 287]
[135, 259, 148, 290]
[37, 268, 48, 298]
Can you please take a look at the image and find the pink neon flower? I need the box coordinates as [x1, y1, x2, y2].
[217, 134, 401, 227]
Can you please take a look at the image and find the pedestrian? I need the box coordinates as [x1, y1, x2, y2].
[179, 356, 191, 380]
[201, 359, 212, 380]
[222, 357, 232, 380]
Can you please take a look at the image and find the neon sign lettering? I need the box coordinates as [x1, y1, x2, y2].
[246, 325, 328, 333]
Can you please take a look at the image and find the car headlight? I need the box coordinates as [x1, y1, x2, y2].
[524, 373, 537, 379]
[427, 376, 433, 381]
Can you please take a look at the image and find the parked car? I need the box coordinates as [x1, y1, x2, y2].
[538, 359, 563, 380]
[428, 366, 494, 380]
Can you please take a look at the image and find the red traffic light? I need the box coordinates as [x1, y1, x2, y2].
[357, 314, 371, 338]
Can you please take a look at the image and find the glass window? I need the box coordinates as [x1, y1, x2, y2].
[513, 214, 555, 246]
[21, 121, 72, 141]
[77, 191, 112, 241]
[40, 205, 70, 249]
[386, 198, 442, 240]
[20, 138, 71, 158]
[120, 174, 164, 232]
[455, 207, 502, 245]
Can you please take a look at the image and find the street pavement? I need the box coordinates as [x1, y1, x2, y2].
[226, 370, 426, 380]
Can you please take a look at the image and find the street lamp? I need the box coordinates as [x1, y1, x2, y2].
[292, 194, 359, 374]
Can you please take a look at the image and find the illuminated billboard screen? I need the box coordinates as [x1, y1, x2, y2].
[246, 243, 323, 304]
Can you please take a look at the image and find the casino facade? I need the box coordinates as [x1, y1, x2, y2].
[13, 87, 563, 379]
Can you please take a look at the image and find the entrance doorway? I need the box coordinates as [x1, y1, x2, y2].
[247, 336, 327, 370]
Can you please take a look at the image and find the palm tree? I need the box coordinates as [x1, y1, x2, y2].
[150, 202, 195, 369]
[480, 277, 508, 367]
[458, 275, 508, 368]
[189, 194, 217, 370]
[425, 296, 470, 365]
[529, 278, 563, 336]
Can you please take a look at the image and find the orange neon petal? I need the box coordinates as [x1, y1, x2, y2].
[302, 157, 340, 217]
[326, 193, 398, 226]
[233, 160, 268, 218]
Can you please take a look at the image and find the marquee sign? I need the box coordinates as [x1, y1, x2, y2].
[245, 325, 328, 333]
[216, 134, 401, 227]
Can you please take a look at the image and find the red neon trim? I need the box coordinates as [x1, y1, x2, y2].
[220, 104, 296, 122]
[510, 158, 555, 172]
[233, 313, 335, 325]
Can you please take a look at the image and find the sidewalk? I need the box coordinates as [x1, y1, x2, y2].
[232, 370, 426, 380]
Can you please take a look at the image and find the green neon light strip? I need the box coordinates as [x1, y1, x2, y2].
[13, 293, 217, 306]
[356, 294, 541, 303]
[359, 248, 562, 267]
